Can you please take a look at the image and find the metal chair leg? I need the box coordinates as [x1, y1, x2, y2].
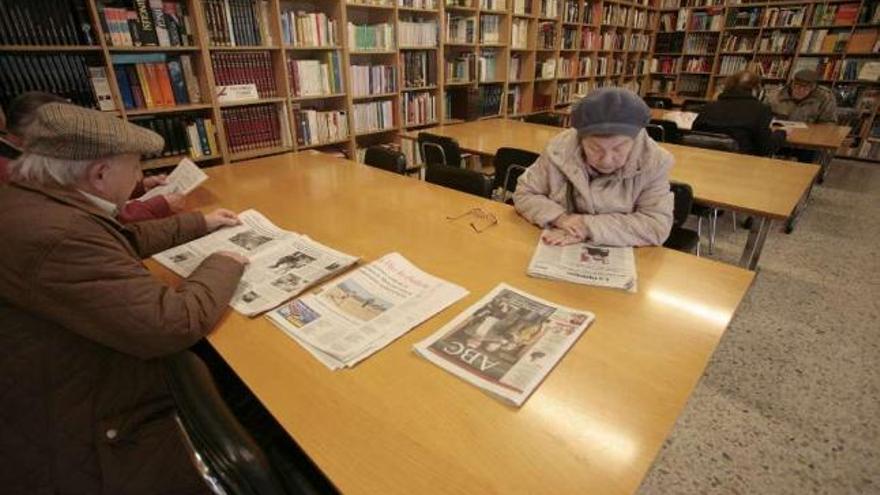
[731, 211, 737, 233]
[709, 209, 718, 254]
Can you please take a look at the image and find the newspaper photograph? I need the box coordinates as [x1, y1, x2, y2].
[267, 252, 468, 370]
[527, 233, 637, 292]
[153, 209, 358, 316]
[413, 284, 594, 407]
[139, 158, 208, 201]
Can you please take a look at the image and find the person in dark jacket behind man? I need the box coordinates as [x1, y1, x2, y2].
[693, 70, 785, 156]
[0, 102, 249, 494]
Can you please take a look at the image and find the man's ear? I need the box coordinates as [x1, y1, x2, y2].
[85, 160, 110, 189]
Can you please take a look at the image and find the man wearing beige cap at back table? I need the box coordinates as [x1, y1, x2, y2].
[766, 68, 839, 124]
[0, 102, 248, 494]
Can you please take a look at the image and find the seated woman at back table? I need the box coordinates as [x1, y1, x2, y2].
[693, 70, 785, 157]
[514, 87, 674, 247]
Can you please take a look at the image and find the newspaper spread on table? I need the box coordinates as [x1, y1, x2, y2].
[661, 110, 698, 130]
[267, 252, 468, 370]
[527, 233, 637, 292]
[153, 209, 358, 317]
[770, 119, 809, 129]
[413, 284, 594, 407]
[139, 158, 208, 200]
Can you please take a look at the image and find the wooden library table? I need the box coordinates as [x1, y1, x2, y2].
[401, 119, 819, 270]
[150, 151, 755, 495]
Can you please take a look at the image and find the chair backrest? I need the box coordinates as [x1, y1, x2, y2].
[425, 165, 493, 198]
[669, 181, 694, 228]
[492, 147, 539, 194]
[164, 351, 287, 495]
[644, 96, 673, 109]
[650, 119, 681, 144]
[418, 132, 463, 168]
[681, 99, 706, 112]
[363, 146, 407, 175]
[645, 123, 666, 142]
[523, 112, 564, 127]
[680, 130, 740, 152]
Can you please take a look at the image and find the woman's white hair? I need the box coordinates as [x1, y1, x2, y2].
[8, 153, 97, 186]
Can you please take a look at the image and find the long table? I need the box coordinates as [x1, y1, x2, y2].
[401, 119, 819, 270]
[152, 151, 755, 495]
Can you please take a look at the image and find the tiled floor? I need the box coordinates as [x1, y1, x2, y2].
[638, 159, 880, 494]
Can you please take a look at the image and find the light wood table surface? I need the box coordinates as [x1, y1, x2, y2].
[151, 151, 755, 495]
[401, 119, 819, 269]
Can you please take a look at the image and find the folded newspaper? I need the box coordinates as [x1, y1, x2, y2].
[527, 233, 637, 292]
[138, 158, 208, 200]
[153, 210, 358, 317]
[267, 252, 468, 370]
[413, 284, 594, 407]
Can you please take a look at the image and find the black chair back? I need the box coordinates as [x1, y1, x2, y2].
[650, 119, 681, 144]
[644, 96, 673, 109]
[669, 182, 694, 228]
[426, 165, 493, 198]
[523, 112, 564, 127]
[164, 351, 287, 495]
[492, 147, 539, 196]
[363, 146, 407, 175]
[418, 132, 463, 168]
[645, 123, 665, 142]
[681, 99, 706, 112]
[680, 131, 739, 152]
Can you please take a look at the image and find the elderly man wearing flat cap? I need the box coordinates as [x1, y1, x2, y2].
[514, 87, 674, 247]
[0, 103, 249, 494]
[766, 69, 839, 124]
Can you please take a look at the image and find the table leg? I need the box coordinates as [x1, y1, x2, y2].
[739, 216, 771, 271]
[817, 149, 832, 184]
[785, 177, 815, 234]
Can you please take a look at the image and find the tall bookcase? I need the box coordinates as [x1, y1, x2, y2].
[0, 0, 657, 167]
[647, 0, 880, 161]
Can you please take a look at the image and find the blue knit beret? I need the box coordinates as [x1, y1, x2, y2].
[571, 87, 650, 138]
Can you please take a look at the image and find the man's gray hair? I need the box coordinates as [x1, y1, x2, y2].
[8, 153, 96, 186]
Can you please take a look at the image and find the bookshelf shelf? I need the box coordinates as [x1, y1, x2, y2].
[298, 138, 352, 150]
[0, 45, 101, 52]
[399, 46, 440, 50]
[219, 97, 287, 108]
[398, 7, 440, 13]
[285, 45, 343, 51]
[345, 2, 396, 10]
[230, 146, 295, 162]
[143, 153, 219, 171]
[291, 94, 348, 102]
[352, 92, 399, 100]
[108, 46, 201, 52]
[126, 104, 215, 116]
[403, 120, 439, 128]
[349, 50, 399, 55]
[445, 80, 475, 86]
[209, 45, 282, 51]
[401, 85, 439, 91]
[355, 127, 399, 137]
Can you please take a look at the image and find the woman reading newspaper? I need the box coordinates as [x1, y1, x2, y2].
[513, 87, 674, 247]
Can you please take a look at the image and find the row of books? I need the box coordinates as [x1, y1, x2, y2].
[556, 80, 575, 105]
[99, 1, 193, 47]
[540, 0, 559, 19]
[683, 56, 711, 73]
[446, 53, 474, 82]
[351, 64, 396, 96]
[203, 0, 272, 47]
[480, 0, 506, 10]
[402, 91, 437, 126]
[677, 74, 708, 95]
[506, 85, 524, 114]
[399, 0, 438, 8]
[211, 51, 277, 98]
[580, 29, 599, 50]
[538, 22, 555, 50]
[477, 52, 499, 81]
[762, 7, 805, 28]
[688, 11, 724, 31]
[511, 19, 528, 49]
[758, 31, 799, 53]
[288, 53, 344, 97]
[478, 84, 502, 117]
[446, 14, 475, 44]
[684, 33, 718, 54]
[222, 104, 283, 153]
[793, 56, 842, 80]
[721, 33, 754, 52]
[557, 57, 576, 78]
[563, 0, 579, 23]
[602, 5, 648, 29]
[655, 32, 684, 53]
[726, 8, 761, 28]
[0, 54, 102, 112]
[509, 54, 523, 80]
[754, 57, 790, 79]
[292, 109, 348, 146]
[718, 55, 748, 76]
[352, 100, 395, 133]
[480, 15, 502, 44]
[812, 3, 859, 27]
[281, 11, 338, 47]
[651, 56, 680, 74]
[348, 22, 395, 51]
[403, 51, 437, 88]
[113, 53, 200, 109]
[562, 26, 577, 50]
[130, 115, 218, 159]
[0, 1, 93, 45]
[399, 19, 438, 47]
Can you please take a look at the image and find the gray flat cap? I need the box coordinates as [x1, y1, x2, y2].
[23, 102, 164, 160]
